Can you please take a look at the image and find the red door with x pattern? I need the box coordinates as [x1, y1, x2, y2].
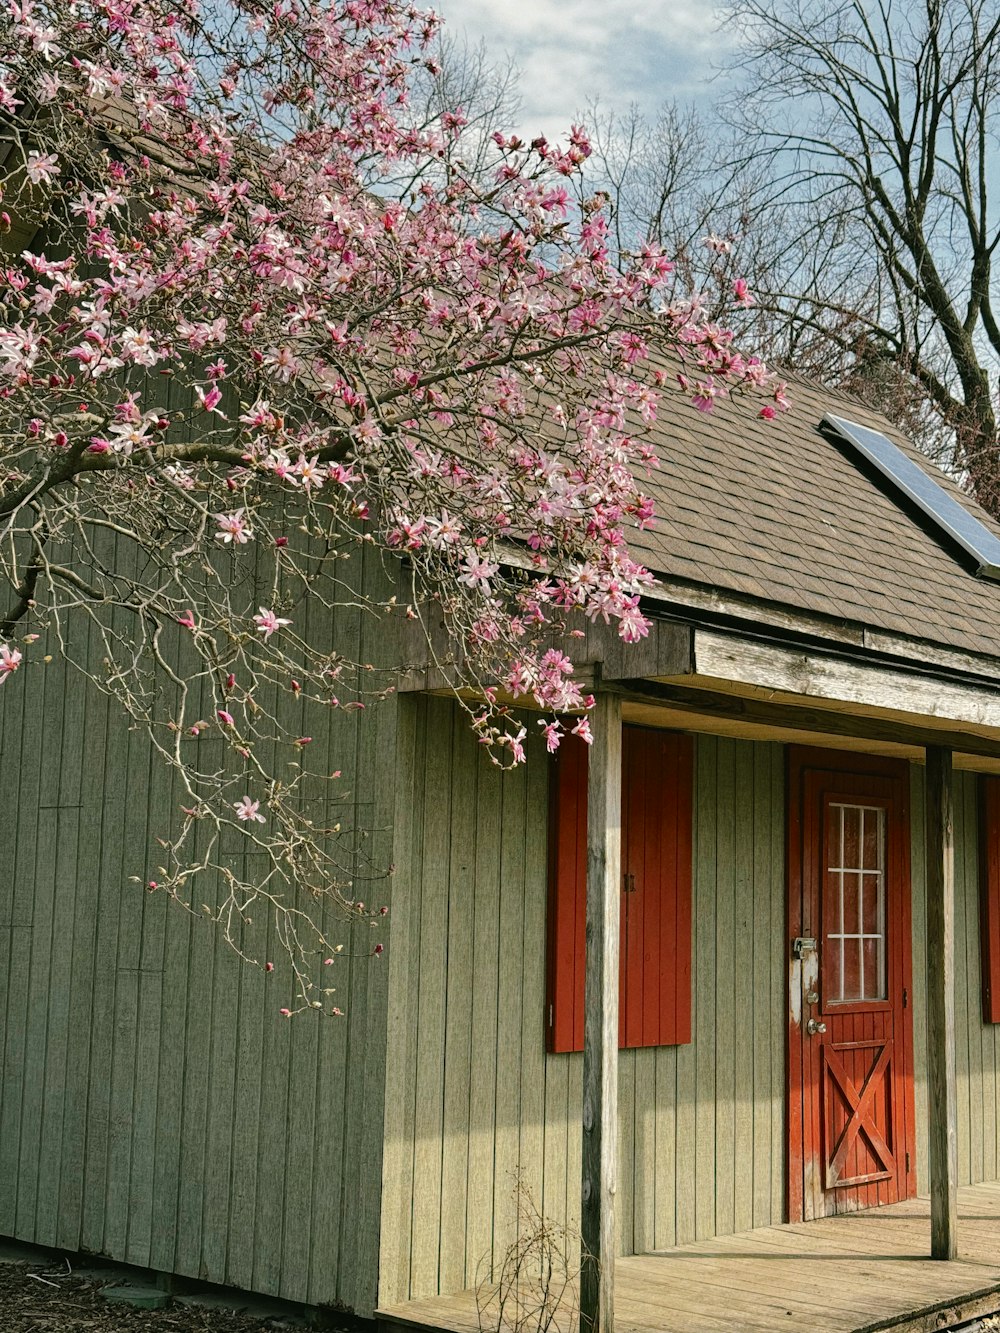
[788, 749, 916, 1220]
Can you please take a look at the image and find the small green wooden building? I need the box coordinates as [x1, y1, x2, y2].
[4, 374, 1000, 1327]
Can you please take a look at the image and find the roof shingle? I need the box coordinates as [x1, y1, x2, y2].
[632, 373, 1000, 662]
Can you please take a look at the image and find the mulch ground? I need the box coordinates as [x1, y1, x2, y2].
[0, 1259, 358, 1332]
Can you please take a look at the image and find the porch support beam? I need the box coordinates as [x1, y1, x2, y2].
[580, 691, 622, 1333]
[925, 745, 958, 1260]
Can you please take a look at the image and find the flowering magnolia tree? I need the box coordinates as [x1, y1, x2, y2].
[0, 0, 782, 1010]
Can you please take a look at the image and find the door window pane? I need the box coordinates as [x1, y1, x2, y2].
[826, 803, 886, 1002]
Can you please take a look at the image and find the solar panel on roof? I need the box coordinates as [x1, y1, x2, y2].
[821, 412, 1000, 582]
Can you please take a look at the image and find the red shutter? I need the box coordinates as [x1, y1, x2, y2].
[546, 725, 693, 1053]
[621, 726, 693, 1048]
[547, 732, 588, 1053]
[980, 776, 1000, 1024]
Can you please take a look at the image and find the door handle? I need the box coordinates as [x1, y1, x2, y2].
[806, 1018, 827, 1036]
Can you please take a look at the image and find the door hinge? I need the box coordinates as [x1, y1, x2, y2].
[548, 1004, 553, 1028]
[906, 1152, 911, 1173]
[903, 987, 908, 1009]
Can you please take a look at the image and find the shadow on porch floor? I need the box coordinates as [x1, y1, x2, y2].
[377, 1182, 1000, 1333]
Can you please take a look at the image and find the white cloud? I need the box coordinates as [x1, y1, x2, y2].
[437, 0, 736, 141]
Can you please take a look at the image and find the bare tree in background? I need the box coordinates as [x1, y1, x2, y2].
[589, 0, 1000, 510]
[413, 33, 523, 183]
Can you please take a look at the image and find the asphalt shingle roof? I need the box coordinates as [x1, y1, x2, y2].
[630, 373, 1000, 663]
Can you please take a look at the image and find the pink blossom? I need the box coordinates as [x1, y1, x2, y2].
[217, 709, 235, 725]
[617, 599, 650, 643]
[215, 510, 253, 544]
[733, 278, 754, 307]
[233, 795, 265, 823]
[194, 383, 225, 415]
[458, 552, 499, 593]
[540, 719, 562, 753]
[253, 607, 291, 638]
[25, 152, 59, 185]
[571, 717, 593, 745]
[0, 644, 23, 678]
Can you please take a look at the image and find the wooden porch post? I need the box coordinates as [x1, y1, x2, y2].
[580, 691, 622, 1333]
[925, 745, 958, 1260]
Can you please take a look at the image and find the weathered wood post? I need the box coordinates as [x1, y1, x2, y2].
[580, 691, 622, 1333]
[925, 745, 958, 1260]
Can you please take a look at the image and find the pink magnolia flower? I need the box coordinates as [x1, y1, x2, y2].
[216, 709, 235, 725]
[571, 716, 593, 745]
[194, 383, 225, 415]
[253, 607, 291, 638]
[0, 644, 23, 678]
[458, 552, 499, 593]
[215, 510, 253, 544]
[233, 795, 265, 823]
[733, 277, 754, 307]
[25, 152, 59, 185]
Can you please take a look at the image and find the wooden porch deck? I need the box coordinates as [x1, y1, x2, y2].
[378, 1182, 1000, 1333]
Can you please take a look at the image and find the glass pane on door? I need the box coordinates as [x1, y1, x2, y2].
[825, 803, 886, 1002]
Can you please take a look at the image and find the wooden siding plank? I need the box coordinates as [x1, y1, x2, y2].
[347, 681, 398, 1313]
[652, 1046, 678, 1250]
[80, 694, 129, 1253]
[713, 739, 736, 1240]
[36, 807, 79, 1247]
[951, 763, 972, 1191]
[733, 742, 755, 1234]
[18, 804, 59, 1241]
[126, 747, 170, 1269]
[518, 744, 548, 1230]
[910, 765, 929, 1192]
[149, 890, 190, 1277]
[58, 653, 107, 1253]
[770, 747, 786, 1225]
[409, 697, 454, 1299]
[0, 616, 44, 1240]
[694, 737, 718, 1241]
[438, 718, 477, 1295]
[617, 1050, 635, 1257]
[631, 1048, 655, 1254]
[490, 742, 528, 1279]
[379, 696, 423, 1307]
[751, 744, 773, 1229]
[465, 755, 501, 1286]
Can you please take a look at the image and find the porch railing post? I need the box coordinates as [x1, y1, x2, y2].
[580, 691, 622, 1333]
[925, 745, 958, 1260]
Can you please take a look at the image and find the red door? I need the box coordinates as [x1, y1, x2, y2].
[788, 749, 916, 1220]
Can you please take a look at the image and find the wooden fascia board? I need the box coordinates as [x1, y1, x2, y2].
[610, 678, 1000, 763]
[691, 628, 1000, 731]
[395, 615, 693, 694]
[643, 578, 1000, 686]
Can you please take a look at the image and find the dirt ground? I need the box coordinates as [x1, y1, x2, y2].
[0, 1257, 361, 1333]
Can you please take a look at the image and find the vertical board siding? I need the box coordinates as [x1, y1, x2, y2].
[0, 603, 395, 1315]
[379, 716, 787, 1304]
[911, 767, 1000, 1195]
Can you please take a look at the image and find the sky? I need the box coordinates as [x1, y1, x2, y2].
[434, 0, 736, 142]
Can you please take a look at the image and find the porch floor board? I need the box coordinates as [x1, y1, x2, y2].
[377, 1182, 1000, 1333]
